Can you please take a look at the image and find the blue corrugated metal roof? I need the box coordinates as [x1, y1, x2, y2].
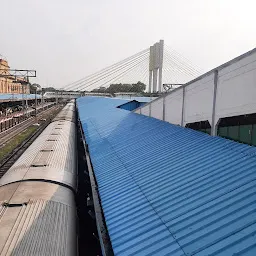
[77, 96, 256, 256]
[115, 96, 156, 102]
[117, 100, 146, 111]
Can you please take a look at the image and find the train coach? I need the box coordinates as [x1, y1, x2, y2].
[0, 100, 77, 256]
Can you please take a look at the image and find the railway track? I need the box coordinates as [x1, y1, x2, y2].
[0, 103, 55, 133]
[0, 106, 62, 178]
[0, 105, 59, 148]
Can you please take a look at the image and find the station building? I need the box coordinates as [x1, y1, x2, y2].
[0, 59, 30, 94]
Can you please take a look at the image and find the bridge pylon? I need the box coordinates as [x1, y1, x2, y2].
[148, 39, 164, 93]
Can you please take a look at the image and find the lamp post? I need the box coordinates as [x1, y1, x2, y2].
[34, 84, 41, 123]
[55, 90, 58, 105]
[13, 78, 28, 117]
[41, 88, 45, 110]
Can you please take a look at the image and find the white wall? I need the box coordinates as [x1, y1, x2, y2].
[215, 51, 256, 125]
[135, 48, 256, 135]
[141, 105, 150, 116]
[165, 89, 183, 125]
[151, 98, 164, 120]
[184, 73, 215, 126]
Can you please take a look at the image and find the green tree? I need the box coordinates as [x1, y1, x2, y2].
[42, 86, 56, 92]
[130, 81, 146, 92]
[92, 87, 107, 93]
[103, 81, 146, 94]
[30, 83, 42, 94]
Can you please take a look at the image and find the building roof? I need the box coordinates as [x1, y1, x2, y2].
[77, 96, 256, 256]
[117, 100, 147, 111]
[0, 93, 41, 102]
[0, 59, 9, 68]
[115, 96, 156, 102]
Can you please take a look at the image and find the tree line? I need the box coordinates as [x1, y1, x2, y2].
[91, 81, 146, 94]
[29, 81, 147, 94]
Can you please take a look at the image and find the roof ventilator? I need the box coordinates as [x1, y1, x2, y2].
[31, 164, 48, 167]
[2, 201, 28, 207]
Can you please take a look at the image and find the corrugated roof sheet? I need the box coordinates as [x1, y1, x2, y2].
[77, 96, 256, 256]
[0, 199, 74, 256]
[115, 96, 156, 102]
[117, 100, 146, 111]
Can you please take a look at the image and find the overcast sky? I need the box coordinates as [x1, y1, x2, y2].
[0, 0, 255, 88]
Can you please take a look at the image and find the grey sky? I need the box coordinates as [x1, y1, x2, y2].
[1, 0, 255, 88]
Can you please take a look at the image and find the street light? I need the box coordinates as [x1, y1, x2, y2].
[34, 84, 41, 123]
[13, 78, 29, 117]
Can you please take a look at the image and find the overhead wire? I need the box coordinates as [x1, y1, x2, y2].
[164, 48, 199, 75]
[124, 63, 149, 91]
[111, 63, 148, 93]
[164, 44, 202, 74]
[96, 55, 148, 91]
[120, 58, 148, 85]
[164, 48, 201, 76]
[140, 63, 149, 83]
[63, 48, 149, 90]
[163, 67, 179, 81]
[93, 56, 149, 91]
[162, 58, 182, 83]
[63, 43, 203, 93]
[165, 44, 203, 73]
[64, 48, 149, 89]
[66, 51, 149, 91]
[163, 53, 198, 84]
[116, 65, 147, 86]
[120, 64, 149, 93]
[164, 54, 198, 78]
[162, 69, 180, 83]
[77, 55, 149, 91]
[164, 52, 199, 78]
[163, 64, 191, 83]
[71, 52, 149, 91]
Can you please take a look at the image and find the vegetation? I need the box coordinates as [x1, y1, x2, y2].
[42, 86, 56, 92]
[91, 81, 146, 94]
[30, 83, 42, 94]
[0, 126, 37, 162]
[37, 81, 147, 95]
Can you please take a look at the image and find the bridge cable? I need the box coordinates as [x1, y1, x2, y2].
[77, 55, 149, 91]
[63, 48, 149, 90]
[164, 53, 199, 78]
[164, 48, 201, 76]
[164, 44, 203, 73]
[68, 52, 149, 91]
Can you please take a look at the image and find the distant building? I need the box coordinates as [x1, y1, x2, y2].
[0, 59, 30, 94]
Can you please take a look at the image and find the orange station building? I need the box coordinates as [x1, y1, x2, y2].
[0, 59, 30, 94]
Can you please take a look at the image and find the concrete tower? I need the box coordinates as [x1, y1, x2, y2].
[149, 40, 164, 93]
[158, 40, 164, 92]
[148, 46, 154, 93]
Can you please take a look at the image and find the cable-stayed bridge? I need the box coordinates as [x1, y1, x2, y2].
[62, 40, 203, 95]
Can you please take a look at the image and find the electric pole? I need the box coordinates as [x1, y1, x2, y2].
[0, 69, 36, 118]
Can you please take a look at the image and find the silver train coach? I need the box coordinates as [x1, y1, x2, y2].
[0, 100, 77, 256]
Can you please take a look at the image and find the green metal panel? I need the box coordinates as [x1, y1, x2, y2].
[239, 124, 252, 145]
[227, 126, 239, 141]
[205, 128, 211, 135]
[252, 124, 256, 146]
[218, 127, 228, 138]
[200, 128, 211, 135]
[199, 129, 206, 133]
